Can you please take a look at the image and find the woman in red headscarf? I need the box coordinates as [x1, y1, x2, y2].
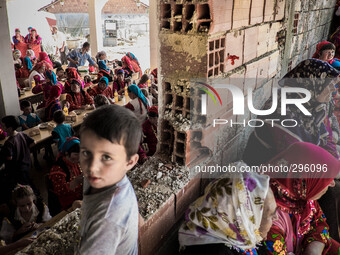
[45, 85, 62, 121]
[142, 106, 158, 156]
[88, 77, 114, 103]
[64, 67, 83, 93]
[32, 70, 63, 109]
[25, 28, 41, 45]
[37, 52, 53, 69]
[262, 142, 340, 255]
[126, 52, 142, 77]
[65, 79, 94, 111]
[12, 29, 25, 46]
[121, 56, 134, 77]
[312, 41, 338, 65]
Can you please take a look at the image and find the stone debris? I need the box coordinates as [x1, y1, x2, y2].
[127, 156, 190, 219]
[163, 110, 191, 132]
[17, 209, 81, 255]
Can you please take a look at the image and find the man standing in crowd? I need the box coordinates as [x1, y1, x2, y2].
[52, 26, 68, 65]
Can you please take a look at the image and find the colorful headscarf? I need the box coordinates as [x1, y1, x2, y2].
[24, 57, 33, 70]
[148, 106, 158, 115]
[13, 50, 21, 60]
[99, 76, 109, 88]
[268, 142, 340, 236]
[126, 52, 139, 63]
[49, 85, 62, 100]
[15, 28, 20, 33]
[330, 58, 340, 70]
[39, 52, 53, 67]
[26, 49, 35, 59]
[28, 27, 33, 30]
[262, 59, 340, 146]
[178, 162, 270, 251]
[312, 41, 335, 59]
[121, 56, 134, 72]
[56, 137, 80, 160]
[34, 61, 50, 72]
[117, 69, 125, 75]
[66, 67, 81, 80]
[71, 78, 83, 87]
[45, 70, 57, 85]
[128, 84, 149, 109]
[98, 60, 110, 73]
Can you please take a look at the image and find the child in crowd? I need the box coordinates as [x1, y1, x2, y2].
[137, 74, 149, 89]
[94, 94, 110, 108]
[113, 69, 127, 95]
[96, 51, 113, 82]
[84, 75, 93, 88]
[18, 100, 41, 130]
[45, 85, 62, 121]
[142, 106, 158, 156]
[49, 137, 83, 215]
[52, 110, 74, 151]
[65, 79, 94, 111]
[88, 77, 114, 104]
[76, 105, 140, 254]
[0, 185, 51, 244]
[56, 67, 65, 81]
[64, 67, 83, 93]
[125, 84, 150, 123]
[0, 116, 35, 204]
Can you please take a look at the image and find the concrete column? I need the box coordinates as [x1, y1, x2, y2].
[0, 0, 20, 118]
[149, 0, 159, 70]
[88, 0, 108, 57]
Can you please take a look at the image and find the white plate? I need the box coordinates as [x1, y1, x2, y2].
[38, 123, 48, 129]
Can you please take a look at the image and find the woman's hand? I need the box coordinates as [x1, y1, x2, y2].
[303, 241, 325, 255]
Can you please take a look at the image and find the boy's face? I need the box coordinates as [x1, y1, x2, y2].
[22, 106, 32, 115]
[80, 130, 138, 191]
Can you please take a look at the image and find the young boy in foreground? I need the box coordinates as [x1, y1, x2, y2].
[77, 105, 140, 255]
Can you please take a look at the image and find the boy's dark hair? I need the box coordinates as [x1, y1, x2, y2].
[139, 74, 149, 85]
[94, 94, 110, 108]
[2, 115, 20, 130]
[80, 105, 141, 159]
[56, 67, 64, 73]
[320, 43, 336, 53]
[20, 100, 31, 110]
[148, 111, 158, 118]
[83, 42, 90, 48]
[53, 110, 65, 124]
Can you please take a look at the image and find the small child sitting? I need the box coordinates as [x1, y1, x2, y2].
[52, 110, 74, 151]
[18, 100, 41, 130]
[94, 94, 110, 108]
[56, 67, 65, 81]
[76, 105, 140, 254]
[1, 116, 35, 203]
[84, 75, 93, 88]
[49, 137, 83, 215]
[0, 185, 51, 244]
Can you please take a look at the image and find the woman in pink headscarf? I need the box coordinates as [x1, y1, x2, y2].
[121, 56, 134, 77]
[25, 28, 41, 45]
[37, 52, 53, 70]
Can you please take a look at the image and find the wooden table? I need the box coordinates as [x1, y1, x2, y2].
[19, 91, 44, 104]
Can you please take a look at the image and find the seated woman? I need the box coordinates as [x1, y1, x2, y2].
[28, 61, 47, 88]
[178, 164, 276, 255]
[56, 67, 65, 81]
[0, 185, 51, 244]
[96, 51, 113, 82]
[12, 28, 25, 47]
[65, 79, 94, 111]
[37, 52, 53, 70]
[26, 49, 37, 67]
[142, 106, 158, 156]
[138, 74, 149, 89]
[121, 56, 134, 77]
[48, 137, 83, 215]
[45, 85, 62, 121]
[88, 77, 114, 104]
[113, 69, 127, 95]
[125, 84, 150, 123]
[262, 142, 340, 255]
[126, 52, 142, 77]
[64, 67, 83, 93]
[16, 53, 34, 80]
[25, 28, 41, 46]
[13, 49, 22, 66]
[32, 70, 63, 109]
[83, 75, 93, 88]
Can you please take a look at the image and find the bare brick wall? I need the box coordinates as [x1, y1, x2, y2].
[45, 0, 148, 14]
[158, 0, 338, 168]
